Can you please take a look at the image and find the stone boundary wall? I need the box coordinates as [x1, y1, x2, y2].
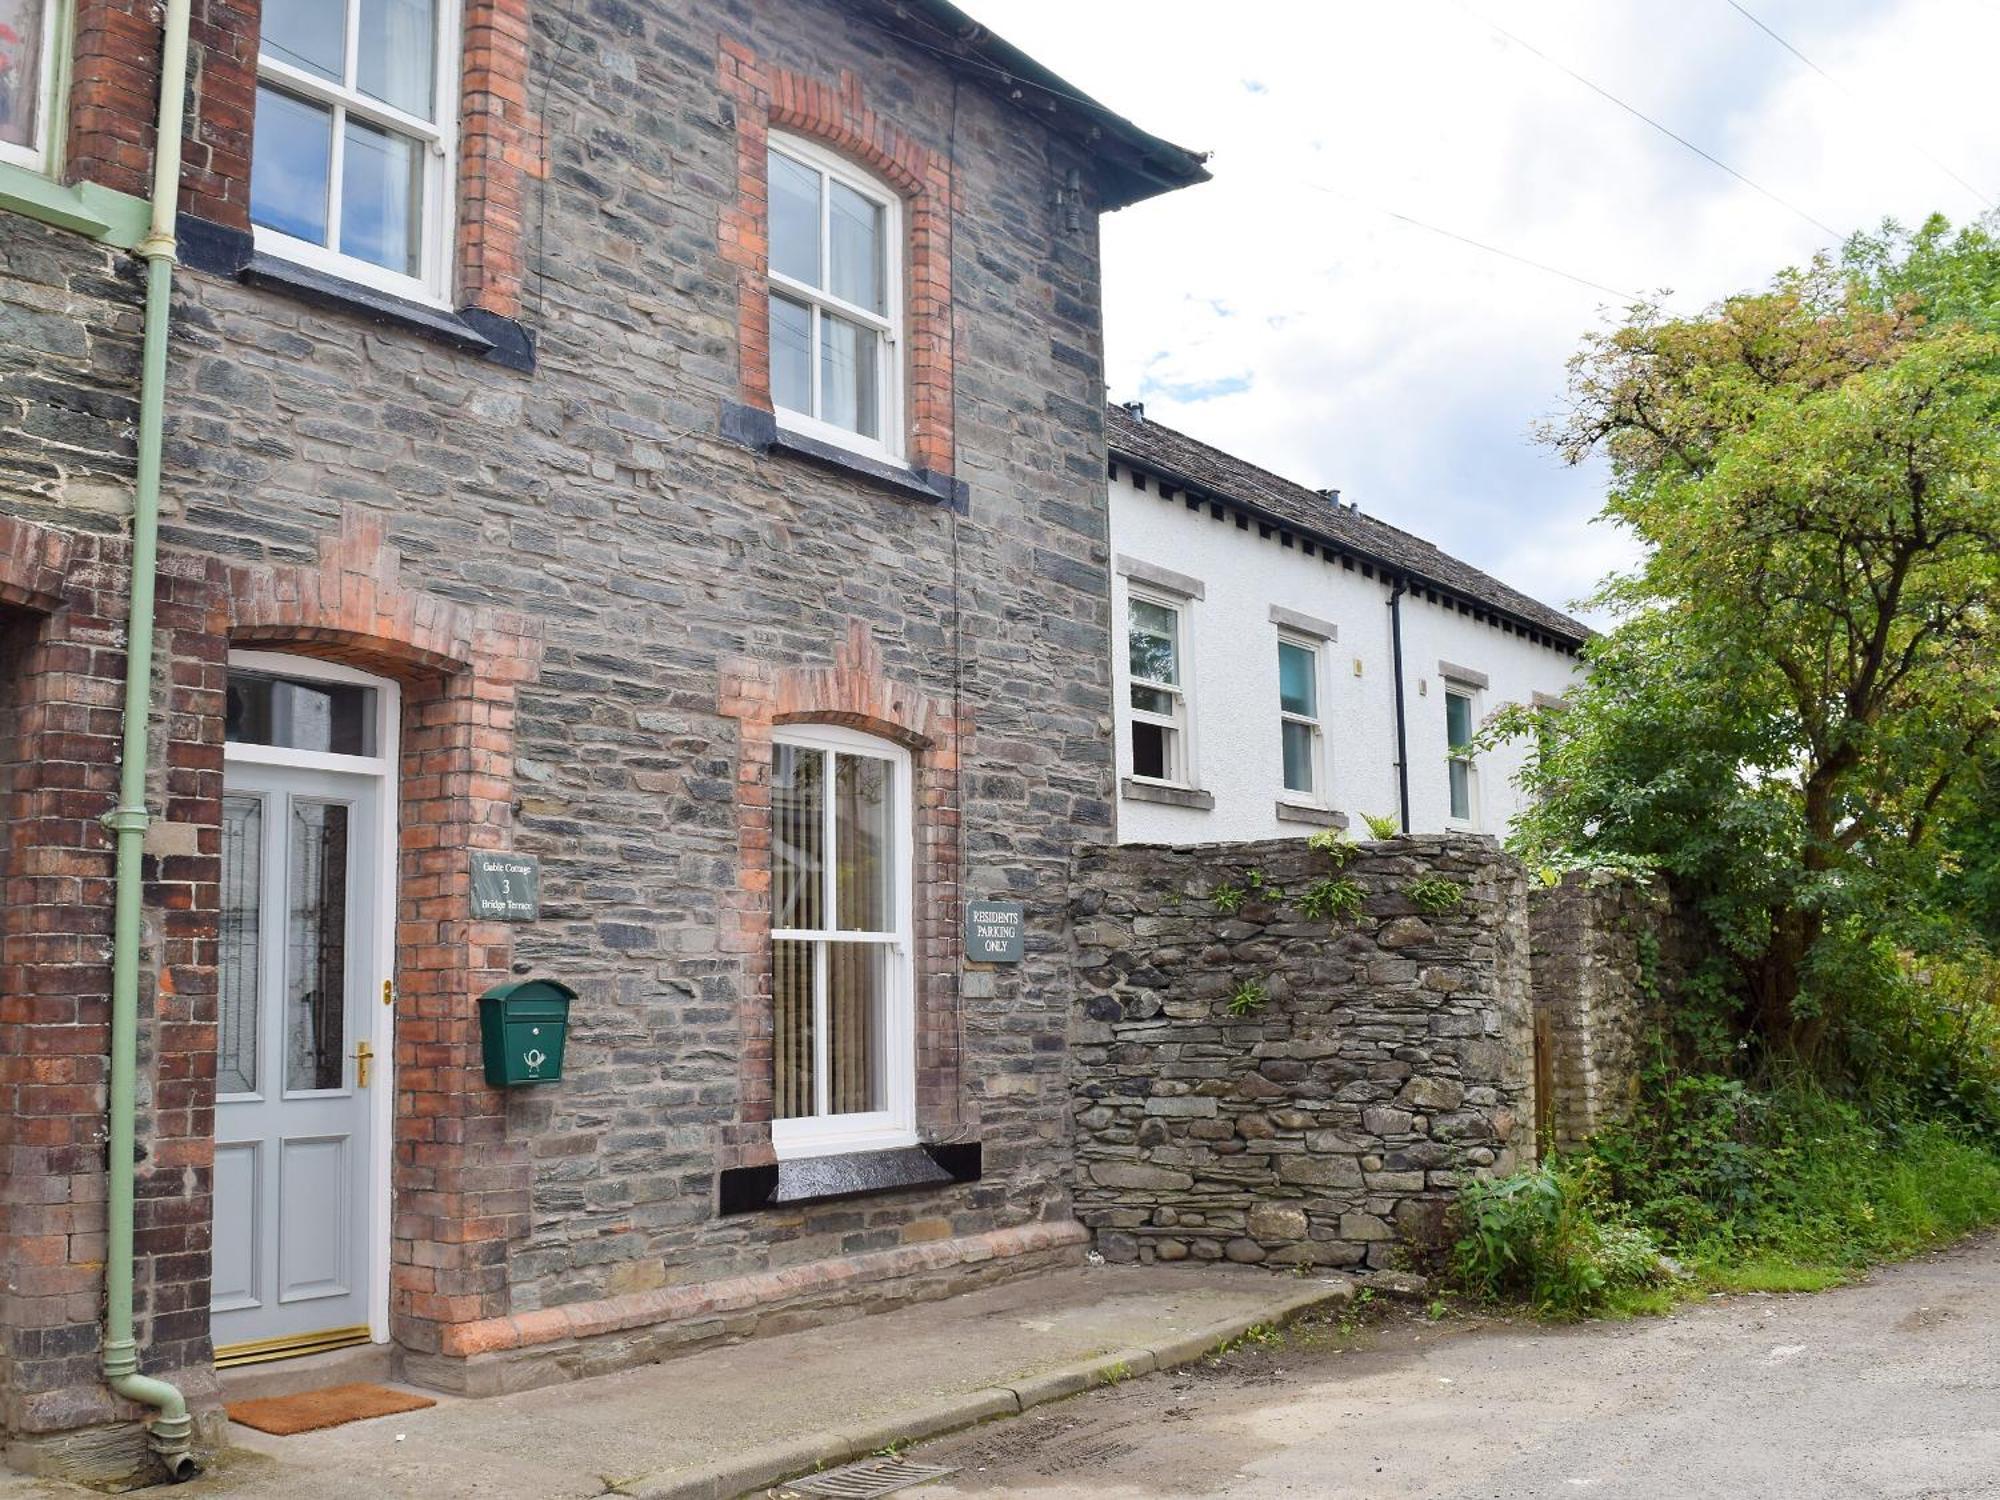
[1070, 836, 1534, 1269]
[1527, 871, 1708, 1152]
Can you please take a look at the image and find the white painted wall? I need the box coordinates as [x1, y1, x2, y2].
[1108, 473, 1584, 846]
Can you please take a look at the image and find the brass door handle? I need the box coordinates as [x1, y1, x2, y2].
[352, 1040, 374, 1088]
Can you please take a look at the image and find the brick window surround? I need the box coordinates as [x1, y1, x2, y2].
[65, 0, 540, 318]
[718, 622, 967, 1169]
[718, 41, 957, 476]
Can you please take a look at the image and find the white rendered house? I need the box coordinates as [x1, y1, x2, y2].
[1106, 403, 1587, 845]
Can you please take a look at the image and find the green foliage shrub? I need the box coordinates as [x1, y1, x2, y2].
[1361, 812, 1400, 840]
[1452, 1159, 1665, 1317]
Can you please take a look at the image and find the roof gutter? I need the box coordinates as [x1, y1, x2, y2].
[885, 0, 1211, 207]
[1109, 445, 1589, 652]
[101, 0, 199, 1478]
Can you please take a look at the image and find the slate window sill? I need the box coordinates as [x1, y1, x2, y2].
[176, 215, 535, 372]
[722, 402, 967, 510]
[1120, 778, 1215, 811]
[718, 1142, 981, 1216]
[1276, 801, 1349, 829]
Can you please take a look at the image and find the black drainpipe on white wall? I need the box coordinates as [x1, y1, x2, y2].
[1388, 579, 1412, 833]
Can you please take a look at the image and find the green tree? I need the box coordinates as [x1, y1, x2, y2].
[1499, 215, 2000, 1058]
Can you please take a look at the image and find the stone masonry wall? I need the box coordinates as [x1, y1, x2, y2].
[1, 0, 1131, 1433]
[1070, 836, 1534, 1270]
[1527, 871, 1708, 1152]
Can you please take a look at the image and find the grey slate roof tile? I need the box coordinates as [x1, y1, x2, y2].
[1106, 404, 1590, 646]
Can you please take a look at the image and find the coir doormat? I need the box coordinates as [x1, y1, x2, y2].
[227, 1382, 436, 1436]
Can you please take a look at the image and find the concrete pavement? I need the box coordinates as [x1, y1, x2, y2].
[0, 1264, 1352, 1500]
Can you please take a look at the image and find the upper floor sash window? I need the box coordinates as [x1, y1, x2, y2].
[251, 0, 461, 303]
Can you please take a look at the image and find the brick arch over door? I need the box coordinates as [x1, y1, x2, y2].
[718, 621, 968, 1166]
[717, 42, 958, 475]
[211, 508, 544, 1354]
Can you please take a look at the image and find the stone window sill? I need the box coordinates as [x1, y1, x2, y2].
[1120, 778, 1215, 811]
[717, 1142, 982, 1215]
[722, 402, 968, 510]
[176, 214, 536, 372]
[1276, 801, 1349, 829]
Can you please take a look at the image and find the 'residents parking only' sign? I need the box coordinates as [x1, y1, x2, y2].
[964, 900, 1025, 963]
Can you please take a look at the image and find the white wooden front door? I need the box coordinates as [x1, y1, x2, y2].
[212, 664, 395, 1363]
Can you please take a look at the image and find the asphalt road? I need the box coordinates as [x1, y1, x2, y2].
[908, 1232, 2000, 1499]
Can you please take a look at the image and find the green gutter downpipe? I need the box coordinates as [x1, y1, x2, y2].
[101, 0, 200, 1478]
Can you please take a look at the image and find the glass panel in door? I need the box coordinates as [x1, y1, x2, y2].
[287, 800, 351, 1092]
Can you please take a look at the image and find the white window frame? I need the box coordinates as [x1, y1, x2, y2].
[1276, 630, 1327, 805]
[0, 0, 60, 173]
[1125, 585, 1192, 788]
[1444, 681, 1480, 828]
[252, 0, 463, 306]
[768, 723, 917, 1160]
[766, 131, 905, 464]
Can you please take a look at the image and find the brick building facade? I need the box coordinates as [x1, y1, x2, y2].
[0, 0, 1204, 1474]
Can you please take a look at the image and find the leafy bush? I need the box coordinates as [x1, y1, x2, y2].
[1297, 877, 1365, 923]
[1838, 945, 2000, 1145]
[1583, 1068, 2000, 1286]
[1452, 1160, 1664, 1317]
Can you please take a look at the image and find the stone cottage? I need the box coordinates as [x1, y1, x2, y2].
[0, 0, 1206, 1477]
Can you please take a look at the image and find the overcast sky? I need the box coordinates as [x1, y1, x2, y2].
[963, 0, 2000, 622]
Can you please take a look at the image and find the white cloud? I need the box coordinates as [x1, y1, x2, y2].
[961, 0, 2000, 621]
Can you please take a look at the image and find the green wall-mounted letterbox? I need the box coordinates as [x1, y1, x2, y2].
[478, 979, 575, 1087]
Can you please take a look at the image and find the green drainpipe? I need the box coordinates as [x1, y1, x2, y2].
[101, 0, 200, 1479]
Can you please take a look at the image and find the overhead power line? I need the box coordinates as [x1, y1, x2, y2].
[1452, 0, 1841, 239]
[1297, 182, 1645, 301]
[1723, 0, 1995, 211]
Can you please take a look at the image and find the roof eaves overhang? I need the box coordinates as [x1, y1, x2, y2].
[1109, 442, 1592, 652]
[863, 0, 1212, 209]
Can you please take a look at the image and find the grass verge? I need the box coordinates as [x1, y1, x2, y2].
[1455, 1080, 2000, 1320]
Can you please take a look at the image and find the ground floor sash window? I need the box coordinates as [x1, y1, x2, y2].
[769, 725, 916, 1157]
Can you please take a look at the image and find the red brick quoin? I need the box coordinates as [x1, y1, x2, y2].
[717, 39, 958, 475]
[214, 509, 544, 1354]
[717, 621, 968, 1169]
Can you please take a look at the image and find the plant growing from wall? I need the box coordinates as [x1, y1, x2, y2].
[1362, 812, 1401, 840]
[1226, 979, 1269, 1016]
[1407, 874, 1465, 916]
[1307, 828, 1359, 867]
[1210, 878, 1246, 915]
[1297, 876, 1366, 923]
[1244, 867, 1284, 902]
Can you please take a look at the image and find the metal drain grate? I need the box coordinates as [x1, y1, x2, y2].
[782, 1456, 958, 1499]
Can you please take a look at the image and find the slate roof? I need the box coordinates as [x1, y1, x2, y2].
[1106, 404, 1590, 647]
[854, 1, 1211, 210]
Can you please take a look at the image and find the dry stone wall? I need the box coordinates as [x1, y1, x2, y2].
[1527, 870, 1708, 1151]
[1070, 835, 1534, 1269]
